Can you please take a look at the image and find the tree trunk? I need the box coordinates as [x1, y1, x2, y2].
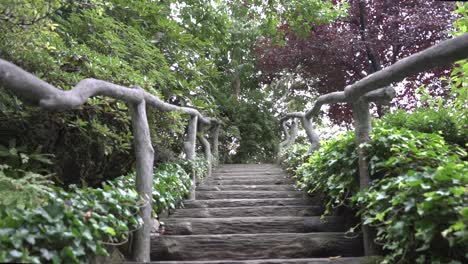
[129, 99, 154, 262]
[352, 99, 379, 256]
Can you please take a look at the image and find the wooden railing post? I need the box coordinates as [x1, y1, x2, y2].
[301, 116, 321, 153]
[184, 115, 198, 199]
[129, 96, 154, 262]
[198, 123, 212, 178]
[352, 99, 379, 256]
[210, 122, 220, 166]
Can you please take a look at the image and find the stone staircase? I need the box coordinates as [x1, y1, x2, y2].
[150, 164, 364, 263]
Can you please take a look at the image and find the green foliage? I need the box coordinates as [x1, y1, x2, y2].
[354, 161, 468, 263]
[296, 126, 461, 215]
[280, 143, 310, 175]
[0, 160, 198, 263]
[179, 157, 208, 183]
[0, 180, 142, 263]
[283, 112, 467, 263]
[0, 144, 55, 211]
[296, 131, 358, 214]
[381, 107, 466, 147]
[0, 166, 54, 212]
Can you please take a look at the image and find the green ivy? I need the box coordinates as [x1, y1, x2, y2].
[380, 108, 466, 147]
[0, 159, 204, 263]
[354, 162, 468, 263]
[280, 143, 311, 175]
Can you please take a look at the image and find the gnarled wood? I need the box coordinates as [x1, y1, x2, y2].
[129, 98, 154, 262]
[210, 122, 220, 166]
[344, 33, 468, 100]
[197, 123, 212, 178]
[0, 59, 219, 261]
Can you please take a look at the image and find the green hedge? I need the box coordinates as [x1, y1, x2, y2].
[0, 158, 207, 263]
[282, 119, 467, 263]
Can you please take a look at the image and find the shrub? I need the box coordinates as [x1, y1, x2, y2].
[280, 143, 311, 175]
[296, 132, 358, 214]
[381, 108, 466, 147]
[296, 126, 460, 215]
[0, 180, 142, 263]
[354, 161, 468, 263]
[179, 157, 209, 183]
[0, 161, 196, 263]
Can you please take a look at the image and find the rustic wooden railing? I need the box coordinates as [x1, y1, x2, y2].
[0, 59, 220, 262]
[278, 33, 468, 255]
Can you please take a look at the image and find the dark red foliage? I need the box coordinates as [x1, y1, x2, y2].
[255, 0, 456, 124]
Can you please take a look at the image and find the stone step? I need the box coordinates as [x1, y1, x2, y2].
[195, 191, 303, 200]
[210, 175, 288, 180]
[149, 257, 365, 264]
[212, 171, 284, 175]
[170, 205, 322, 218]
[182, 198, 318, 208]
[196, 184, 296, 191]
[150, 233, 364, 260]
[203, 178, 294, 185]
[163, 216, 346, 235]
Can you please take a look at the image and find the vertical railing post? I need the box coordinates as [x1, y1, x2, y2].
[129, 97, 154, 262]
[184, 115, 198, 199]
[210, 122, 220, 166]
[301, 117, 321, 153]
[352, 99, 378, 256]
[197, 123, 212, 178]
[284, 119, 299, 149]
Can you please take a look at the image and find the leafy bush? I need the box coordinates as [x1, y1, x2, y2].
[0, 167, 54, 212]
[179, 157, 209, 183]
[296, 132, 358, 214]
[381, 108, 466, 147]
[284, 121, 466, 263]
[280, 143, 312, 175]
[0, 161, 197, 263]
[0, 180, 142, 263]
[0, 143, 55, 211]
[354, 161, 468, 263]
[296, 126, 460, 215]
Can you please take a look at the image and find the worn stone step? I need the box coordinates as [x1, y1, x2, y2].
[163, 216, 346, 235]
[149, 257, 365, 264]
[150, 233, 364, 260]
[196, 184, 296, 191]
[210, 175, 288, 181]
[212, 170, 284, 175]
[203, 178, 294, 185]
[214, 168, 282, 173]
[196, 191, 303, 200]
[182, 198, 318, 208]
[213, 169, 286, 175]
[170, 205, 322, 218]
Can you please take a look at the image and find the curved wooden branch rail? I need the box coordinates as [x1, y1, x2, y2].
[0, 58, 220, 261]
[278, 33, 468, 256]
